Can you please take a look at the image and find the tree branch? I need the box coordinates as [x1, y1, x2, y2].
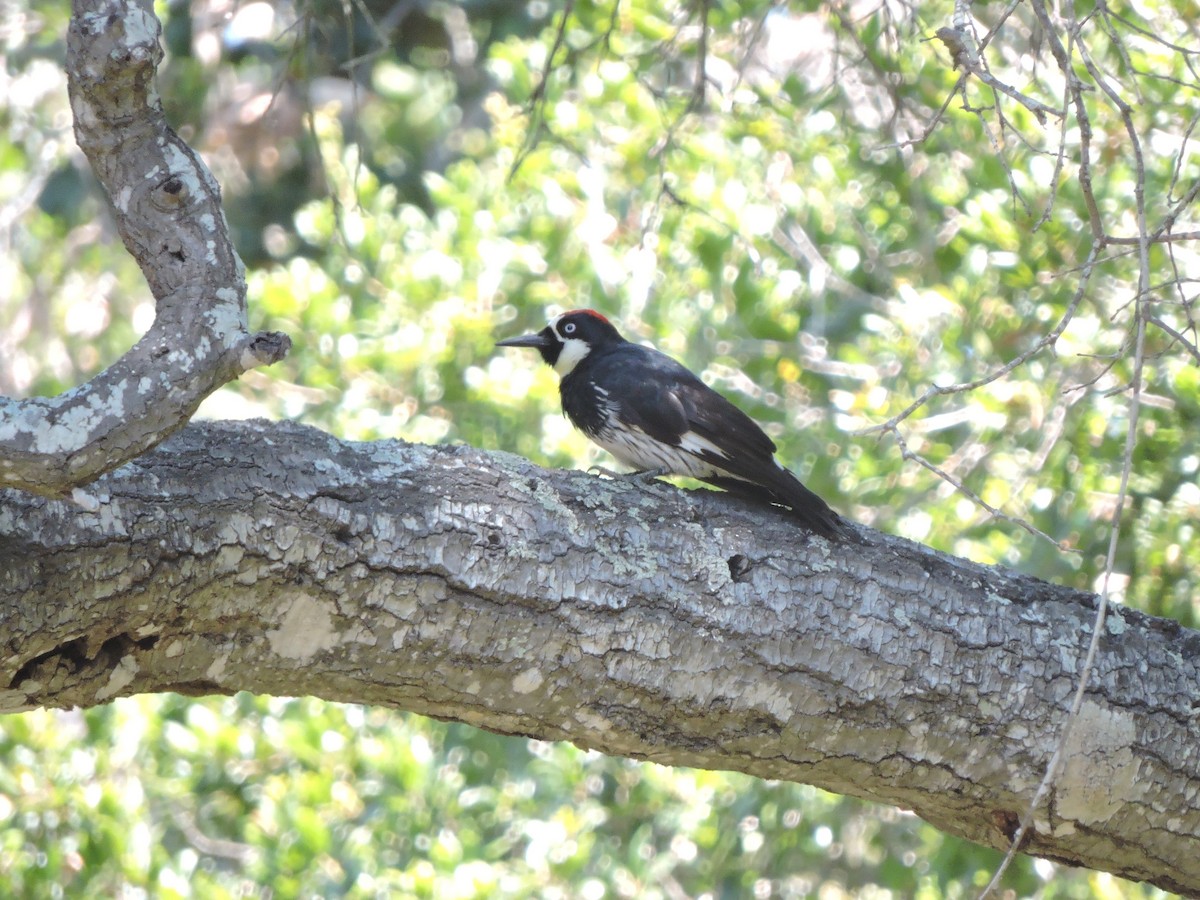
[1, 419, 1197, 895]
[934, 25, 1064, 124]
[0, 0, 289, 499]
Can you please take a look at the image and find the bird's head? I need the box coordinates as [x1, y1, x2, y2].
[496, 309, 624, 377]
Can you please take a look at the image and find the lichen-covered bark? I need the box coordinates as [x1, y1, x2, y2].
[0, 0, 289, 496]
[1, 419, 1197, 894]
[5, 0, 1193, 892]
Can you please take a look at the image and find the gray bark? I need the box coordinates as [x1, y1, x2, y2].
[0, 0, 289, 497]
[3, 0, 1198, 894]
[1, 419, 1197, 895]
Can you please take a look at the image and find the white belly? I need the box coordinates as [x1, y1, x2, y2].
[591, 425, 725, 479]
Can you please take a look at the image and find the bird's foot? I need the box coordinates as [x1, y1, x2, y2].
[588, 465, 669, 482]
[627, 466, 669, 482]
[588, 464, 625, 479]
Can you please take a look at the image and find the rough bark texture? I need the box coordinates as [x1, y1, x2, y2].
[4, 0, 1198, 893]
[0, 0, 289, 497]
[1, 419, 1197, 894]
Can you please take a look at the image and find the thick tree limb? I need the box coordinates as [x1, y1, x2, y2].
[1, 419, 1197, 894]
[3, 2, 1197, 892]
[0, 0, 289, 498]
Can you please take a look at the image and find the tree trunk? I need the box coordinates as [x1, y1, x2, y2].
[2, 419, 1197, 894]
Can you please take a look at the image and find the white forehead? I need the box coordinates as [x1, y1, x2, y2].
[547, 310, 610, 340]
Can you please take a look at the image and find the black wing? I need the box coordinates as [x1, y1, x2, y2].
[594, 347, 843, 537]
[587, 345, 773, 455]
[679, 380, 843, 537]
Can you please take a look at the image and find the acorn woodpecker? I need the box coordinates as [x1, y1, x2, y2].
[496, 309, 844, 538]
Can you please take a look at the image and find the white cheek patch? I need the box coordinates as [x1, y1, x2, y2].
[554, 338, 592, 377]
[678, 431, 729, 459]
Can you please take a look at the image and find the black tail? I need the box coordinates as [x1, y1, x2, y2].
[702, 472, 846, 539]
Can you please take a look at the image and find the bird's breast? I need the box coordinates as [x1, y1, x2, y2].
[561, 379, 616, 438]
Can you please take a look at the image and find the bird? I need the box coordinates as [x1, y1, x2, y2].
[496, 309, 845, 538]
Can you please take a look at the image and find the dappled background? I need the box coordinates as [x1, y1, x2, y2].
[2, 0, 1197, 896]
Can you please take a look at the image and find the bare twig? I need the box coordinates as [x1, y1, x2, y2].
[883, 425, 1072, 550]
[691, 0, 710, 109]
[1148, 315, 1200, 363]
[885, 0, 1027, 153]
[858, 248, 1094, 435]
[935, 26, 1064, 123]
[979, 305, 1149, 900]
[981, 5, 1157, 892]
[510, 0, 574, 180]
[1104, 230, 1200, 245]
[1030, 0, 1107, 239]
[1103, 7, 1200, 55]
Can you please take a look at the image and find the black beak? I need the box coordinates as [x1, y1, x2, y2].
[496, 331, 553, 349]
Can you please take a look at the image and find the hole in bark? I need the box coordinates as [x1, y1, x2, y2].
[11, 636, 90, 687]
[93, 633, 158, 667]
[727, 554, 752, 582]
[10, 632, 160, 690]
[990, 809, 1032, 849]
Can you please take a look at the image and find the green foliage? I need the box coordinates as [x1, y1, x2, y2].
[1, 0, 1195, 896]
[0, 695, 1098, 898]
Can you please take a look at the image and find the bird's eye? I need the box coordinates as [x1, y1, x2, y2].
[562, 322, 576, 335]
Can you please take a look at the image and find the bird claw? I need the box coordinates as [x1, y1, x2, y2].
[588, 464, 625, 479]
[629, 467, 669, 482]
[588, 465, 669, 483]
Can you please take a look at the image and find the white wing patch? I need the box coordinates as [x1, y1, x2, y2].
[678, 431, 730, 460]
[591, 425, 735, 479]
